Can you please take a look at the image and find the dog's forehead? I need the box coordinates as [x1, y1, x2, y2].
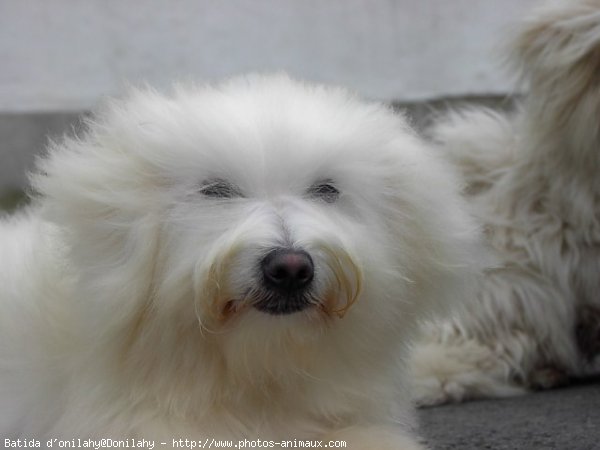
[175, 78, 401, 179]
[124, 77, 410, 193]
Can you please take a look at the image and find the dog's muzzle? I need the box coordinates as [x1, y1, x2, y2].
[255, 247, 315, 315]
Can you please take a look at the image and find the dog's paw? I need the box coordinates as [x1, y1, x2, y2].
[410, 336, 527, 406]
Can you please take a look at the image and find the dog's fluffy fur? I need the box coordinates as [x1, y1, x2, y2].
[411, 0, 600, 405]
[0, 75, 479, 447]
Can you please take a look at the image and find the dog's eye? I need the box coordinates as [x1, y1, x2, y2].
[199, 179, 243, 199]
[307, 181, 340, 203]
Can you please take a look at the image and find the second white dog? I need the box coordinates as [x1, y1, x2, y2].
[411, 0, 600, 405]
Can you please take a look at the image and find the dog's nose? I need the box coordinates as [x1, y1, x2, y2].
[261, 248, 314, 292]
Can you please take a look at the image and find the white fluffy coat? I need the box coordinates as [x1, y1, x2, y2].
[0, 76, 479, 448]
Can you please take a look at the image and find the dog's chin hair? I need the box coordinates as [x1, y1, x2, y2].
[193, 240, 363, 332]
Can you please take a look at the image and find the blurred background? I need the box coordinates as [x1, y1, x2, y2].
[0, 0, 537, 204]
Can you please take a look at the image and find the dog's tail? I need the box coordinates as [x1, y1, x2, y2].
[514, 0, 600, 166]
[428, 0, 600, 187]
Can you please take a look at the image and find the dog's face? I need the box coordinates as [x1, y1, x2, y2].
[35, 75, 477, 372]
[156, 79, 410, 332]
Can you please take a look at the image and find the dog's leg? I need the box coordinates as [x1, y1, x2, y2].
[411, 329, 527, 406]
[411, 268, 578, 405]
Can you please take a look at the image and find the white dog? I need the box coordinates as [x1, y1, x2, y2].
[0, 75, 479, 448]
[411, 0, 600, 406]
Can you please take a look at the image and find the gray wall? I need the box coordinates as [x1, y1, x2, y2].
[1, 0, 535, 191]
[1, 0, 537, 111]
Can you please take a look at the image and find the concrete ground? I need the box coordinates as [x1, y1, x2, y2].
[419, 377, 600, 450]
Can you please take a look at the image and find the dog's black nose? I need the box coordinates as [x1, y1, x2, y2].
[261, 248, 314, 292]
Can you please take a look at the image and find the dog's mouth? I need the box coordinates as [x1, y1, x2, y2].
[213, 246, 362, 321]
[221, 291, 317, 318]
[252, 292, 316, 315]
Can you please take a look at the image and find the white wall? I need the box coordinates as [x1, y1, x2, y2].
[0, 0, 539, 112]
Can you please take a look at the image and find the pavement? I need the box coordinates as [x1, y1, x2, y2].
[419, 377, 600, 450]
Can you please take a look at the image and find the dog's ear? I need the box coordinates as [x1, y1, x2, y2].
[512, 0, 600, 159]
[30, 101, 165, 331]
